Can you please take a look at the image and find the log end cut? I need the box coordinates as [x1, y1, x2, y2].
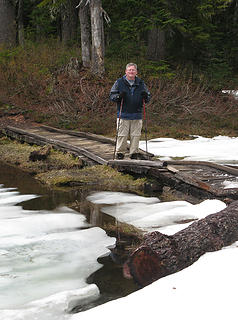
[123, 245, 168, 288]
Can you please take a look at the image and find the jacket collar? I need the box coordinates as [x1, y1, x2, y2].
[122, 75, 140, 86]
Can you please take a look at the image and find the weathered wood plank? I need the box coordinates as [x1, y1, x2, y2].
[164, 160, 238, 176]
[3, 126, 108, 165]
[40, 125, 116, 145]
[108, 159, 164, 168]
[40, 125, 154, 158]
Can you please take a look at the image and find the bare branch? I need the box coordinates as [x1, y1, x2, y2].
[76, 0, 90, 9]
[102, 8, 111, 24]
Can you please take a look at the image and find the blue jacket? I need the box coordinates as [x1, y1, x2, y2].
[110, 75, 151, 120]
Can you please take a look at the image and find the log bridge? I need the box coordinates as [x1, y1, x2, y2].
[2, 124, 238, 202]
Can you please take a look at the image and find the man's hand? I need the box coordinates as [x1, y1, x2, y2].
[119, 91, 126, 99]
[141, 91, 148, 100]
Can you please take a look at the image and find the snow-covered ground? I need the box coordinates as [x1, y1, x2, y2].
[140, 135, 238, 164]
[2, 135, 238, 320]
[72, 245, 238, 320]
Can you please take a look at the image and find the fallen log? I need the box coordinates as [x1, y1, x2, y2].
[123, 200, 238, 287]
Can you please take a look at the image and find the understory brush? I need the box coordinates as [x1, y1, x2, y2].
[0, 42, 238, 138]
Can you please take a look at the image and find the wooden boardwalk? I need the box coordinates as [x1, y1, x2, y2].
[3, 125, 238, 201]
[4, 125, 122, 165]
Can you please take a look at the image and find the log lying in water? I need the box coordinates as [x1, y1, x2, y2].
[123, 200, 238, 287]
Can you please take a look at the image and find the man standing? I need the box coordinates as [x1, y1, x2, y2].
[110, 63, 151, 160]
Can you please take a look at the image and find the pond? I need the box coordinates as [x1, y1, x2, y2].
[0, 162, 139, 320]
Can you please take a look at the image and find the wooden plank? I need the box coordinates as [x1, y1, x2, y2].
[4, 126, 108, 165]
[40, 125, 154, 158]
[40, 125, 116, 145]
[165, 160, 238, 176]
[174, 171, 217, 193]
[108, 159, 164, 168]
[166, 165, 179, 173]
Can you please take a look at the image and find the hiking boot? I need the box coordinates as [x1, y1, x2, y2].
[116, 152, 124, 160]
[130, 153, 140, 160]
[130, 153, 148, 160]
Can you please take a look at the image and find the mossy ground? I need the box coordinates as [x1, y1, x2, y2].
[0, 136, 147, 193]
[0, 137, 81, 172]
[37, 165, 147, 192]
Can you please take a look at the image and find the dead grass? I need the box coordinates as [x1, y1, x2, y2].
[0, 137, 81, 173]
[1, 42, 238, 138]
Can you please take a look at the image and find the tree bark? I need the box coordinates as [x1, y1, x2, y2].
[123, 200, 238, 287]
[90, 0, 105, 76]
[147, 28, 166, 61]
[61, 0, 79, 45]
[0, 0, 16, 46]
[79, 1, 91, 68]
[16, 0, 24, 46]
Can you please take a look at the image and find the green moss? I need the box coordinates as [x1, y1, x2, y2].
[36, 165, 147, 192]
[0, 137, 81, 172]
[0, 137, 147, 193]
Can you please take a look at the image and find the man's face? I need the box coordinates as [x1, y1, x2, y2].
[125, 66, 137, 80]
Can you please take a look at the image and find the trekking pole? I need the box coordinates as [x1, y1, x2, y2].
[143, 99, 149, 159]
[113, 99, 123, 160]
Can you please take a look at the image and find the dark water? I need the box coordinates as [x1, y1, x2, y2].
[0, 162, 139, 310]
[0, 162, 84, 210]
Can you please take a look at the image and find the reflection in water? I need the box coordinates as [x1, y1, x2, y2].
[0, 161, 86, 210]
[0, 162, 139, 320]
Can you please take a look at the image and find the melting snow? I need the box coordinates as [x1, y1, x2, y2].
[0, 186, 116, 320]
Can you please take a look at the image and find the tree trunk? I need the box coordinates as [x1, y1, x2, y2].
[17, 0, 24, 46]
[147, 28, 166, 61]
[0, 0, 16, 46]
[61, 0, 79, 45]
[90, 0, 105, 76]
[233, 0, 238, 30]
[123, 200, 238, 287]
[79, 2, 91, 68]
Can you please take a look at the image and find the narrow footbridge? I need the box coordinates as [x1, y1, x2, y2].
[3, 125, 238, 201]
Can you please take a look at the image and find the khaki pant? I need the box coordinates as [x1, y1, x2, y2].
[116, 119, 143, 156]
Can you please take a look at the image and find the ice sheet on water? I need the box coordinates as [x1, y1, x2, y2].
[0, 186, 17, 192]
[0, 193, 39, 206]
[130, 199, 226, 229]
[0, 184, 116, 320]
[0, 227, 115, 309]
[87, 191, 160, 204]
[88, 192, 226, 232]
[1, 284, 100, 320]
[0, 212, 90, 238]
[0, 191, 19, 198]
[101, 200, 193, 223]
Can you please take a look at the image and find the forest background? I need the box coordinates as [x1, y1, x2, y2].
[1, 0, 238, 139]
